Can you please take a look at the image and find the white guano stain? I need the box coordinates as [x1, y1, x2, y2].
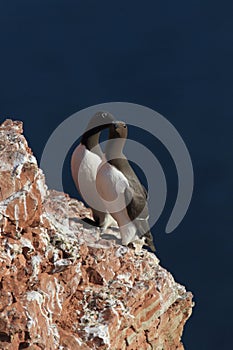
[84, 324, 111, 347]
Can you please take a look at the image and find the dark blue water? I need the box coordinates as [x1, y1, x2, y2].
[0, 1, 232, 349]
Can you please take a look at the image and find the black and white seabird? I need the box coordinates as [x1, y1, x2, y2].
[96, 121, 156, 251]
[71, 111, 117, 229]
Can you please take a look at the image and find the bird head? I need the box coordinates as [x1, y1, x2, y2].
[110, 121, 128, 139]
[86, 111, 115, 133]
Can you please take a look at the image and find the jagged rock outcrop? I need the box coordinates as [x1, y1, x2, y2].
[0, 119, 193, 350]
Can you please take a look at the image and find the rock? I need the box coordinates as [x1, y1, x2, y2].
[0, 119, 194, 349]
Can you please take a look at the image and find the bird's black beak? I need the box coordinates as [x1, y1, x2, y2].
[112, 121, 119, 129]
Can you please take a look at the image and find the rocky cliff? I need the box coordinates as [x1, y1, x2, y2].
[0, 119, 193, 350]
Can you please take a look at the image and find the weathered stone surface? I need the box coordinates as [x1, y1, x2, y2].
[0, 119, 193, 349]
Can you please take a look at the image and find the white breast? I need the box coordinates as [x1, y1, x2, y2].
[71, 144, 104, 211]
[96, 161, 139, 245]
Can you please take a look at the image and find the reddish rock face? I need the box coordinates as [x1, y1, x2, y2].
[0, 119, 193, 350]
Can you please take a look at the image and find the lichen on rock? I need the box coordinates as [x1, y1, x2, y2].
[0, 119, 193, 349]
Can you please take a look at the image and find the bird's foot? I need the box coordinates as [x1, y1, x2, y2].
[81, 217, 100, 228]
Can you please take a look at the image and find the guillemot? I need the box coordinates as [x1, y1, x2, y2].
[96, 121, 155, 251]
[71, 111, 117, 229]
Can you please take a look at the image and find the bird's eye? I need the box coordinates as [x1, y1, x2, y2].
[123, 124, 126, 128]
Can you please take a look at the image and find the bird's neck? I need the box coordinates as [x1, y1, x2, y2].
[81, 124, 110, 157]
[105, 138, 126, 162]
[81, 131, 100, 152]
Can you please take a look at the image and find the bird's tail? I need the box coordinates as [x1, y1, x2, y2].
[135, 218, 156, 252]
[144, 230, 156, 252]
